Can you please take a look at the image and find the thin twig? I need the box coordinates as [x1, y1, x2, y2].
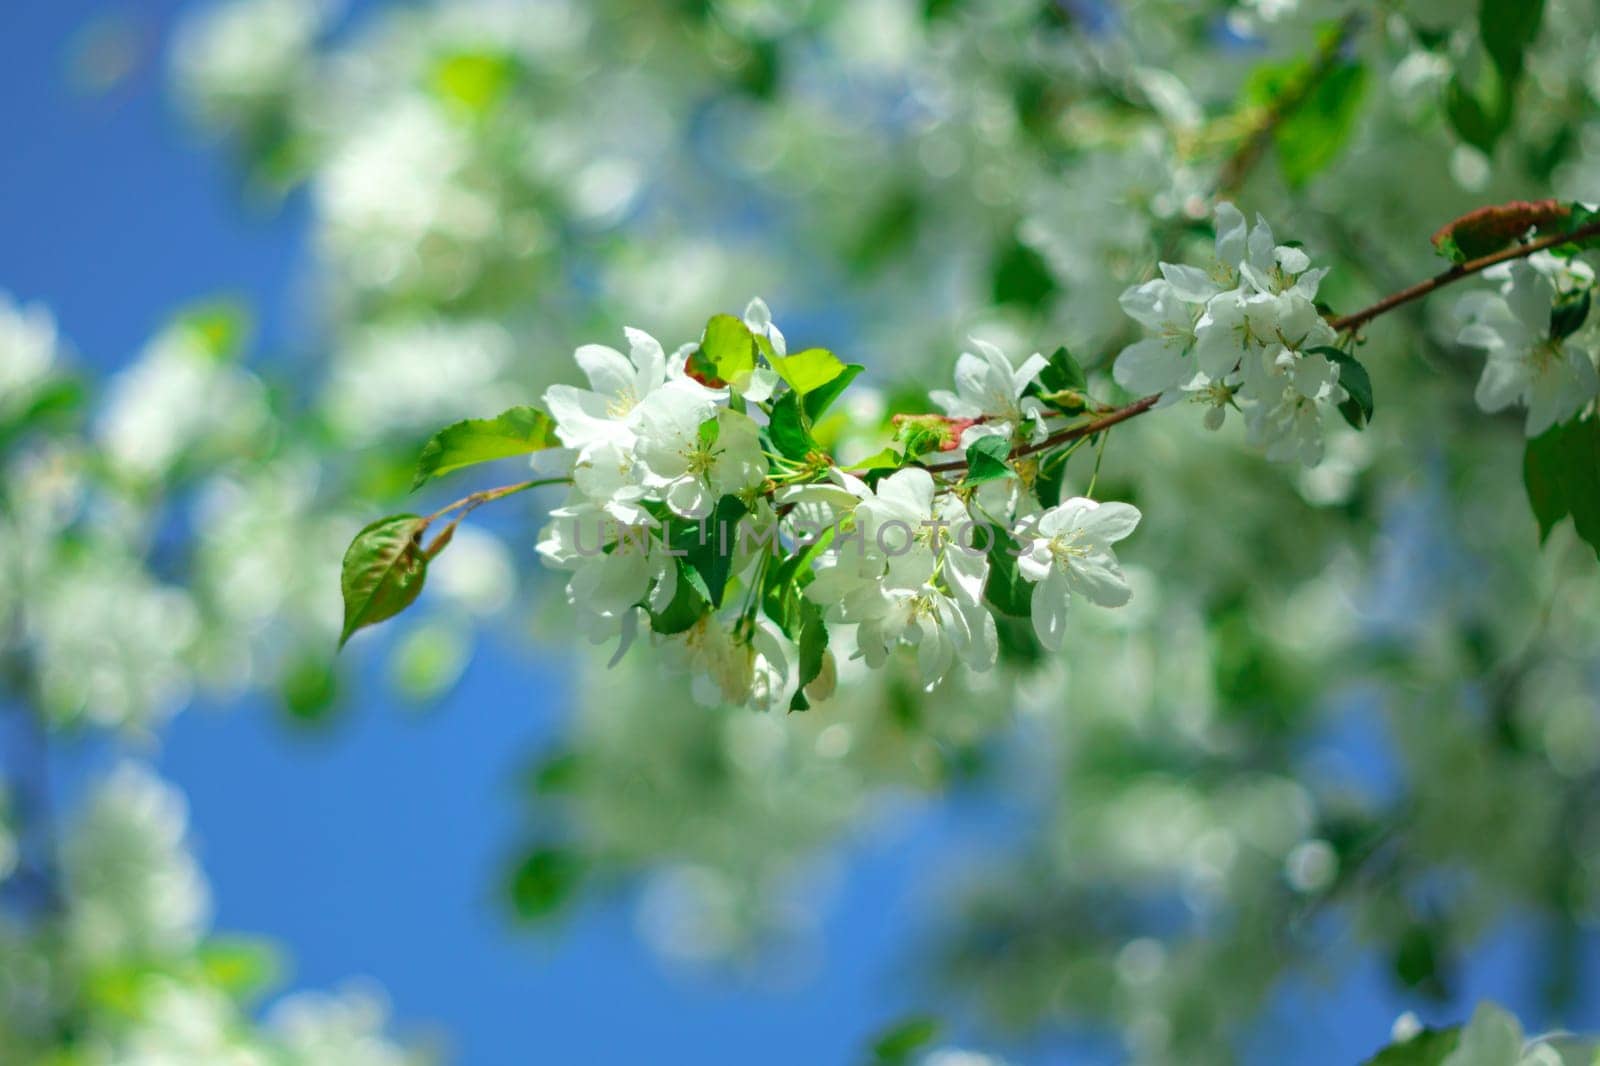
[1328, 218, 1600, 333]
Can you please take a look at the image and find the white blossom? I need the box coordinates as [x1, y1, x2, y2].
[1458, 261, 1600, 436]
[1115, 203, 1345, 465]
[633, 391, 766, 518]
[536, 500, 677, 659]
[1016, 497, 1141, 652]
[930, 339, 1051, 449]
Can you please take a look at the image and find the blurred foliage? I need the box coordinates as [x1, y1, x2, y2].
[0, 0, 1599, 1062]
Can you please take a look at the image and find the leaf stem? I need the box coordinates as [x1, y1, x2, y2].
[423, 477, 570, 557]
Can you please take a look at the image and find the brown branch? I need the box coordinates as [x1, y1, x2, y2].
[1328, 218, 1600, 334]
[918, 394, 1163, 475]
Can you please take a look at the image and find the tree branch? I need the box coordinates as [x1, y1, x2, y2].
[916, 219, 1600, 477]
[1328, 218, 1600, 333]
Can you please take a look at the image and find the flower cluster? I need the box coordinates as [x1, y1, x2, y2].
[346, 300, 1145, 710]
[533, 303, 1142, 708]
[1114, 202, 1350, 465]
[1456, 253, 1600, 436]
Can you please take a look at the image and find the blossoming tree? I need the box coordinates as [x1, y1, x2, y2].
[5, 0, 1600, 1061]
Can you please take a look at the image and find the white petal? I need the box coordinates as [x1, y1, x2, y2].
[665, 476, 712, 518]
[1114, 338, 1188, 396]
[1011, 351, 1049, 395]
[1214, 202, 1247, 268]
[1030, 568, 1072, 652]
[1072, 499, 1141, 543]
[1473, 357, 1527, 413]
[1067, 552, 1133, 607]
[543, 384, 619, 448]
[574, 344, 635, 399]
[743, 297, 772, 333]
[624, 328, 666, 392]
[1159, 263, 1219, 303]
[1016, 543, 1053, 583]
[1505, 262, 1555, 332]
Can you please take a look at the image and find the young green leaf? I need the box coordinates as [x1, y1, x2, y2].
[790, 600, 829, 712]
[412, 406, 560, 490]
[696, 313, 758, 386]
[962, 435, 1014, 486]
[338, 514, 432, 647]
[804, 362, 864, 422]
[1038, 345, 1087, 395]
[768, 389, 815, 461]
[982, 522, 1032, 618]
[770, 347, 846, 394]
[847, 446, 905, 473]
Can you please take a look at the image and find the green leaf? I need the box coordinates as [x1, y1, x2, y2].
[1479, 0, 1544, 86]
[412, 406, 560, 490]
[508, 846, 582, 923]
[804, 363, 864, 422]
[1550, 290, 1591, 341]
[682, 495, 750, 608]
[990, 236, 1059, 311]
[790, 600, 829, 712]
[769, 389, 815, 461]
[338, 515, 432, 648]
[1275, 62, 1367, 187]
[430, 50, 518, 118]
[279, 650, 339, 726]
[648, 558, 712, 635]
[962, 435, 1014, 486]
[1038, 345, 1087, 395]
[847, 447, 905, 473]
[196, 937, 281, 1001]
[869, 1016, 941, 1065]
[1311, 347, 1374, 429]
[695, 313, 758, 387]
[771, 347, 847, 395]
[1524, 417, 1600, 557]
[982, 523, 1032, 618]
[1360, 1026, 1461, 1066]
[1444, 70, 1511, 155]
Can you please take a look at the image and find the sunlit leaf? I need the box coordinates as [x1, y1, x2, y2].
[412, 406, 560, 489]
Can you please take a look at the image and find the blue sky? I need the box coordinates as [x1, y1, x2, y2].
[2, 3, 1594, 1063]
